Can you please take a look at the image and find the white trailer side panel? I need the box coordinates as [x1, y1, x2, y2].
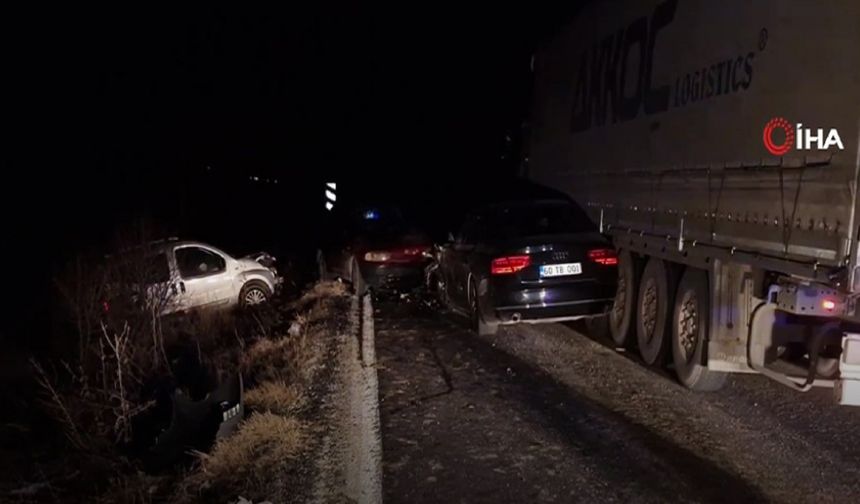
[530, 0, 860, 274]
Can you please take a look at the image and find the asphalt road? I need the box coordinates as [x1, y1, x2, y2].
[375, 298, 860, 504]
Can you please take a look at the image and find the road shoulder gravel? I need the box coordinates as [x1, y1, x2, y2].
[376, 300, 860, 504]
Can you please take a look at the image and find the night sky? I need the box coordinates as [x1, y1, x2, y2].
[4, 4, 580, 338]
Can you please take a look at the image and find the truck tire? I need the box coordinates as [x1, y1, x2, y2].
[671, 268, 727, 391]
[609, 250, 639, 348]
[636, 258, 675, 366]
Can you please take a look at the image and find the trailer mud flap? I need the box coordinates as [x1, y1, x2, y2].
[707, 260, 756, 372]
[836, 333, 860, 405]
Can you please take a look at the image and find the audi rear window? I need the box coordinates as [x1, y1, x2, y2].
[487, 202, 594, 238]
[348, 206, 410, 236]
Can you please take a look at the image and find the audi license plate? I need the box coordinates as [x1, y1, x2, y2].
[540, 262, 582, 277]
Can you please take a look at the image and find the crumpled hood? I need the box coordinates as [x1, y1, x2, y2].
[238, 258, 268, 271]
[241, 251, 277, 269]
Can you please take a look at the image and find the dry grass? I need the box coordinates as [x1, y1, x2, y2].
[173, 281, 350, 502]
[244, 381, 306, 416]
[178, 413, 306, 503]
[291, 280, 348, 312]
[241, 336, 295, 384]
[240, 301, 330, 386]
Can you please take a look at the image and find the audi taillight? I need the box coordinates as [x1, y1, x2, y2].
[588, 248, 618, 266]
[491, 255, 531, 275]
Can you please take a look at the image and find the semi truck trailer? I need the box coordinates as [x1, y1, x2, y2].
[527, 0, 860, 404]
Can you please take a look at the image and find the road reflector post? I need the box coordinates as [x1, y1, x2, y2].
[326, 182, 336, 211]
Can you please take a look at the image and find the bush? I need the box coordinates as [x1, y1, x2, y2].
[244, 380, 305, 416]
[178, 412, 306, 503]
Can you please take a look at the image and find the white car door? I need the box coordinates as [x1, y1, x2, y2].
[172, 245, 236, 310]
[139, 251, 180, 314]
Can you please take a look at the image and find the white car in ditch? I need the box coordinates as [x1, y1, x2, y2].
[108, 239, 281, 315]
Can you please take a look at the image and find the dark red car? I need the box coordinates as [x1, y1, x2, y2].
[317, 205, 432, 294]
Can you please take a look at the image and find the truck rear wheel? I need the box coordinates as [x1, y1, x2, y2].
[636, 257, 675, 366]
[671, 268, 727, 391]
[609, 250, 638, 348]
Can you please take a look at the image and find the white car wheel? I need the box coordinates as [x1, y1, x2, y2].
[240, 282, 270, 307]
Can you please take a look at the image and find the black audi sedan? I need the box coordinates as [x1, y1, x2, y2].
[433, 198, 617, 335]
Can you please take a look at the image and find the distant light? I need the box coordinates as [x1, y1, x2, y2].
[325, 189, 336, 202]
[327, 182, 336, 190]
[822, 299, 837, 311]
[326, 202, 334, 211]
[274, 179, 278, 184]
[364, 210, 379, 220]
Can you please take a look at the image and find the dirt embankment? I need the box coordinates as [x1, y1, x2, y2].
[175, 281, 353, 504]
